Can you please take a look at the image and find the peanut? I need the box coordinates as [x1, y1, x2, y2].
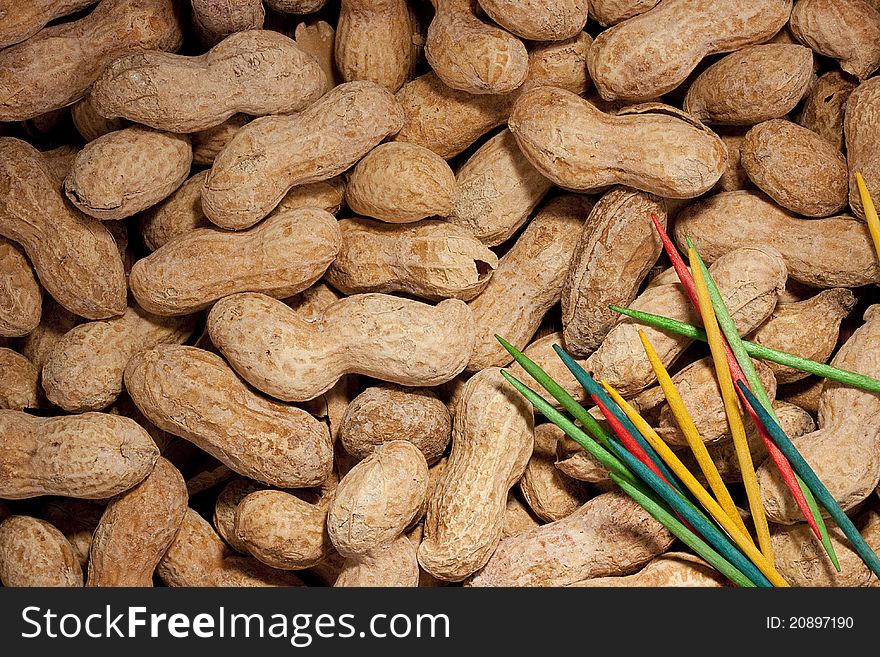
[91, 30, 325, 133]
[87, 457, 188, 586]
[572, 552, 727, 587]
[0, 138, 126, 320]
[466, 195, 590, 372]
[42, 305, 195, 412]
[0, 516, 82, 587]
[713, 130, 754, 193]
[335, 0, 418, 92]
[425, 0, 527, 95]
[345, 142, 456, 223]
[419, 368, 534, 581]
[339, 384, 452, 464]
[509, 89, 727, 198]
[130, 208, 340, 316]
[502, 493, 543, 539]
[203, 81, 403, 230]
[587, 245, 786, 396]
[562, 187, 666, 354]
[329, 441, 428, 556]
[447, 128, 553, 246]
[0, 348, 39, 411]
[790, 0, 880, 80]
[779, 377, 825, 416]
[17, 297, 80, 373]
[265, 0, 327, 13]
[590, 0, 660, 25]
[845, 76, 880, 220]
[327, 218, 497, 301]
[684, 44, 814, 125]
[157, 508, 305, 587]
[0, 238, 40, 337]
[477, 0, 588, 41]
[507, 331, 590, 409]
[0, 410, 158, 499]
[587, 0, 792, 102]
[0, 0, 99, 49]
[191, 0, 265, 47]
[295, 21, 339, 92]
[234, 489, 332, 569]
[124, 345, 334, 488]
[467, 491, 674, 586]
[519, 423, 590, 522]
[758, 305, 880, 523]
[741, 119, 848, 217]
[335, 534, 420, 587]
[675, 191, 880, 287]
[797, 71, 857, 152]
[207, 292, 475, 402]
[64, 126, 192, 220]
[749, 289, 856, 384]
[0, 0, 184, 121]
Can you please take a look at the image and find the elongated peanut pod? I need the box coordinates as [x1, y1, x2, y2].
[0, 237, 40, 337]
[208, 292, 475, 402]
[0, 516, 82, 587]
[124, 345, 333, 488]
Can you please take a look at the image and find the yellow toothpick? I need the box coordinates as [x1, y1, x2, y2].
[601, 380, 789, 587]
[690, 247, 773, 561]
[636, 330, 750, 540]
[856, 172, 880, 265]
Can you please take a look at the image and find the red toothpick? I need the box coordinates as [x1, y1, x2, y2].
[650, 214, 822, 541]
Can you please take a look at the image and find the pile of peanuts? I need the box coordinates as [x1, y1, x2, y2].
[1, 0, 880, 588]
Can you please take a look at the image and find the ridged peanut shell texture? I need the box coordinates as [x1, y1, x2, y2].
[87, 457, 188, 586]
[42, 305, 196, 412]
[789, 0, 880, 80]
[327, 218, 497, 301]
[675, 191, 880, 288]
[234, 490, 331, 570]
[0, 410, 159, 499]
[124, 345, 333, 488]
[684, 44, 814, 125]
[741, 119, 848, 217]
[91, 30, 325, 133]
[477, 0, 588, 41]
[846, 76, 880, 220]
[191, 0, 265, 47]
[590, 0, 660, 25]
[0, 0, 99, 49]
[345, 142, 456, 223]
[335, 0, 418, 92]
[335, 535, 419, 587]
[425, 0, 528, 95]
[339, 385, 452, 463]
[798, 71, 856, 152]
[0, 349, 39, 411]
[0, 138, 126, 320]
[0, 237, 40, 337]
[562, 187, 665, 354]
[0, 0, 184, 121]
[0, 516, 82, 587]
[207, 292, 475, 402]
[587, 0, 792, 101]
[329, 441, 429, 557]
[466, 194, 589, 372]
[130, 208, 340, 316]
[509, 88, 726, 198]
[467, 491, 673, 586]
[573, 552, 727, 587]
[418, 368, 534, 582]
[203, 81, 403, 230]
[758, 306, 880, 523]
[64, 126, 192, 220]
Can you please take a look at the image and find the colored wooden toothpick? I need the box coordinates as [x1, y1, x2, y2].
[738, 381, 880, 580]
[602, 380, 789, 587]
[690, 246, 774, 560]
[609, 304, 880, 395]
[855, 172, 880, 264]
[687, 239, 838, 569]
[637, 331, 750, 539]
